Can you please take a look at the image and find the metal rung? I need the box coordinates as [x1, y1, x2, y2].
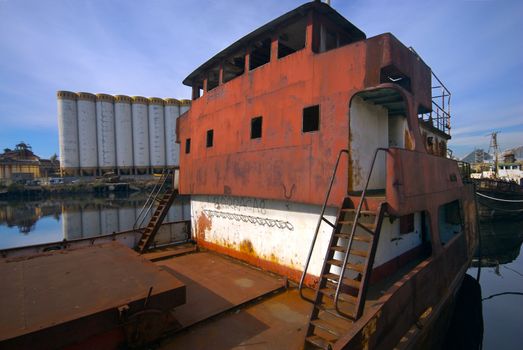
[327, 259, 365, 273]
[324, 274, 361, 289]
[305, 335, 332, 350]
[310, 319, 344, 338]
[334, 233, 372, 243]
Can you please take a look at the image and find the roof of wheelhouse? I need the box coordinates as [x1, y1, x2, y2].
[182, 1, 366, 87]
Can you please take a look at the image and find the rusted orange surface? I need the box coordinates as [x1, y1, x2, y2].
[196, 238, 320, 288]
[177, 9, 431, 207]
[159, 288, 314, 350]
[156, 251, 284, 328]
[0, 242, 185, 349]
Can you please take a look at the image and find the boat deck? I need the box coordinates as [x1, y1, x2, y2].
[0, 242, 186, 349]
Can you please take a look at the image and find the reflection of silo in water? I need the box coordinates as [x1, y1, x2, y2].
[82, 209, 101, 237]
[118, 207, 136, 232]
[100, 208, 119, 235]
[135, 205, 152, 229]
[62, 209, 82, 240]
[168, 201, 183, 222]
[182, 199, 191, 220]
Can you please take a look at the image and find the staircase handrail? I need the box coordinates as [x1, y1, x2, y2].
[299, 149, 349, 302]
[133, 169, 170, 230]
[334, 147, 388, 314]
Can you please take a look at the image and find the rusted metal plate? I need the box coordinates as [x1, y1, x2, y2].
[157, 251, 284, 328]
[0, 242, 185, 348]
[159, 289, 313, 350]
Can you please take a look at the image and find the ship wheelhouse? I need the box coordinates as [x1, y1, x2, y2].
[176, 2, 477, 347]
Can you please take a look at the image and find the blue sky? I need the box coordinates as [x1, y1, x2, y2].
[0, 0, 521, 159]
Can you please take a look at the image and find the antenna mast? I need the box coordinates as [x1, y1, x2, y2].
[488, 131, 500, 177]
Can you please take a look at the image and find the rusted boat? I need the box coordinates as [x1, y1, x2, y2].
[170, 1, 479, 348]
[0, 1, 479, 349]
[471, 178, 523, 221]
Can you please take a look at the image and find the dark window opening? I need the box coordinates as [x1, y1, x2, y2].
[185, 138, 191, 154]
[438, 200, 463, 246]
[207, 67, 220, 91]
[251, 116, 263, 139]
[192, 83, 203, 100]
[303, 105, 320, 133]
[206, 129, 214, 148]
[249, 38, 271, 70]
[223, 52, 245, 83]
[278, 17, 307, 59]
[400, 214, 415, 234]
[324, 28, 337, 51]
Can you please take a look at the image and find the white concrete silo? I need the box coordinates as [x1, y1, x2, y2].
[164, 98, 180, 168]
[96, 94, 116, 174]
[57, 91, 80, 176]
[131, 96, 150, 174]
[148, 97, 166, 172]
[77, 92, 98, 175]
[179, 99, 191, 115]
[114, 95, 134, 174]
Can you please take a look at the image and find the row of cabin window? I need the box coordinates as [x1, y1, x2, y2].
[199, 21, 353, 96]
[184, 105, 320, 154]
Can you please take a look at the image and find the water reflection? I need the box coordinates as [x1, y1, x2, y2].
[0, 194, 190, 248]
[467, 220, 523, 350]
[473, 220, 523, 267]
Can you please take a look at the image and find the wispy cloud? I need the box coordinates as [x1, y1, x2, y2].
[0, 0, 522, 158]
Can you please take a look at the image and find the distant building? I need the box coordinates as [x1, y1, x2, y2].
[0, 142, 60, 182]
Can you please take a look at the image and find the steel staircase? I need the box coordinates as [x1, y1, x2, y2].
[134, 170, 178, 254]
[299, 148, 389, 349]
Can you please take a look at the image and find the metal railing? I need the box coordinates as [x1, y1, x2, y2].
[299, 149, 349, 302]
[133, 169, 171, 230]
[333, 147, 388, 315]
[409, 47, 452, 135]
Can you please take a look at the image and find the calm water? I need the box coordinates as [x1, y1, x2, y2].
[1, 198, 521, 348]
[0, 194, 190, 250]
[467, 220, 523, 350]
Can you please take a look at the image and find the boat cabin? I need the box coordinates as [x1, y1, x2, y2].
[176, 2, 477, 347]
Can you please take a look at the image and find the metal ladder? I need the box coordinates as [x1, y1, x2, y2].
[299, 148, 388, 349]
[134, 169, 178, 253]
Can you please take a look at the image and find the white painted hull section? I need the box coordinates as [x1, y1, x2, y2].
[191, 195, 337, 277]
[190, 195, 424, 278]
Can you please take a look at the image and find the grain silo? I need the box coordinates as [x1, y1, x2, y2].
[179, 99, 191, 115]
[148, 97, 166, 172]
[57, 91, 80, 176]
[131, 96, 150, 174]
[77, 92, 98, 175]
[164, 98, 180, 168]
[96, 94, 116, 174]
[114, 95, 134, 174]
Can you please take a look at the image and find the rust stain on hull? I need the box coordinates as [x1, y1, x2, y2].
[198, 239, 319, 288]
[195, 212, 212, 242]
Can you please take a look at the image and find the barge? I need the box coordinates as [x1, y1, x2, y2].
[0, 1, 479, 349]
